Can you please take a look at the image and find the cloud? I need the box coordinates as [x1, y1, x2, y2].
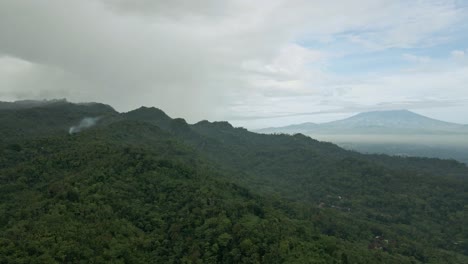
[451, 49, 465, 58]
[229, 54, 468, 128]
[100, 0, 229, 18]
[2, 1, 255, 120]
[0, 0, 467, 126]
[403, 54, 431, 64]
[228, 99, 461, 120]
[241, 44, 329, 97]
[0, 56, 76, 99]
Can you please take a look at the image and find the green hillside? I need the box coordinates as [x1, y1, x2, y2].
[0, 102, 467, 263]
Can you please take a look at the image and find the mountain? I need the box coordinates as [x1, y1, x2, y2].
[258, 110, 467, 135]
[0, 100, 117, 141]
[1, 101, 467, 263]
[256, 110, 468, 164]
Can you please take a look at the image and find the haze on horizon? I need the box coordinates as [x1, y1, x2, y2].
[1, 0, 468, 129]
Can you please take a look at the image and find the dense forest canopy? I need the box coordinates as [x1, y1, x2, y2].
[0, 101, 467, 263]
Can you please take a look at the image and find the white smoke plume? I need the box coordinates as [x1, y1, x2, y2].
[69, 117, 101, 134]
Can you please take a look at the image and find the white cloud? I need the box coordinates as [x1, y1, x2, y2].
[344, 68, 468, 103]
[403, 54, 431, 64]
[0, 0, 466, 125]
[241, 44, 329, 97]
[451, 49, 465, 58]
[0, 56, 80, 100]
[230, 49, 468, 128]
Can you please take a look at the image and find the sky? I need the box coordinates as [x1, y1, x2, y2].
[0, 0, 468, 129]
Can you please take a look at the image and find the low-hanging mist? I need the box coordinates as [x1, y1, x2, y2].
[69, 117, 101, 134]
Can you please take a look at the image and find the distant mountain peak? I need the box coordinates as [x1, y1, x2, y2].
[321, 109, 462, 131]
[345, 109, 431, 122]
[125, 106, 171, 120]
[353, 109, 420, 117]
[257, 109, 464, 135]
[367, 109, 410, 113]
[194, 120, 234, 130]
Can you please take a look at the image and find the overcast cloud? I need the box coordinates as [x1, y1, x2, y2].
[0, 0, 467, 128]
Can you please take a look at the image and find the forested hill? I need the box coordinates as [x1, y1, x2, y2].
[1, 101, 467, 263]
[0, 100, 117, 140]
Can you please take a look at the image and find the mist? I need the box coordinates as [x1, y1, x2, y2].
[308, 134, 468, 147]
[69, 117, 101, 134]
[309, 133, 468, 164]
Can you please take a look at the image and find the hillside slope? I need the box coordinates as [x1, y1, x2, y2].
[1, 101, 467, 263]
[0, 100, 117, 141]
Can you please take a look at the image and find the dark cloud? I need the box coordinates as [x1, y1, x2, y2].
[100, 0, 230, 18]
